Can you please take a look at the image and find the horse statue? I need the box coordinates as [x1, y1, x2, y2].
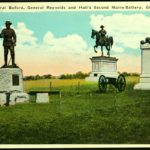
[91, 29, 113, 57]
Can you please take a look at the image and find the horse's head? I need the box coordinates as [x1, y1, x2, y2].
[91, 29, 96, 39]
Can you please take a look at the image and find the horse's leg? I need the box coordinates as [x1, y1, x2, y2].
[107, 50, 110, 57]
[106, 45, 110, 57]
[94, 45, 97, 53]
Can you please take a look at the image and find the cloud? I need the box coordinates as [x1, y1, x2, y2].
[116, 54, 141, 73]
[90, 13, 150, 49]
[15, 22, 38, 46]
[111, 44, 124, 53]
[43, 32, 87, 52]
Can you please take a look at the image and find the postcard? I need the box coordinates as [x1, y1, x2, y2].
[0, 1, 149, 149]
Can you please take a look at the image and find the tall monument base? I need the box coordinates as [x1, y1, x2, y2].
[86, 56, 119, 82]
[134, 42, 150, 90]
[0, 66, 29, 106]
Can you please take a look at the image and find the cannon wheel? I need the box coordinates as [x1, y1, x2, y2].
[98, 75, 107, 92]
[117, 74, 126, 92]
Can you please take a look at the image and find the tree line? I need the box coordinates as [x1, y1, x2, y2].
[120, 72, 139, 76]
[23, 74, 52, 80]
[23, 72, 90, 80]
[23, 71, 139, 80]
[59, 71, 90, 79]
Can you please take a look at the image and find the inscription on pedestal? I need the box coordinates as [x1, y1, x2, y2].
[12, 74, 19, 86]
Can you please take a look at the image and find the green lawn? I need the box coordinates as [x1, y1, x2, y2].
[0, 76, 149, 144]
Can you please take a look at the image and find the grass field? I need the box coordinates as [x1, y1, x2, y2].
[0, 76, 149, 144]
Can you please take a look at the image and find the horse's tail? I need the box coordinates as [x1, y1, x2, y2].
[109, 36, 113, 47]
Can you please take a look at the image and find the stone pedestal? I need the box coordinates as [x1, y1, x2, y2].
[0, 67, 29, 105]
[0, 68, 23, 92]
[86, 56, 119, 82]
[134, 43, 150, 90]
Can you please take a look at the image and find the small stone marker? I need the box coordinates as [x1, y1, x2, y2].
[36, 93, 49, 103]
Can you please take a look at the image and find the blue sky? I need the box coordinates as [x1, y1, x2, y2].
[1, 11, 149, 46]
[0, 11, 149, 75]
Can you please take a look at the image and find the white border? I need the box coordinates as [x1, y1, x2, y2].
[0, 2, 150, 12]
[0, 1, 150, 148]
[0, 144, 150, 148]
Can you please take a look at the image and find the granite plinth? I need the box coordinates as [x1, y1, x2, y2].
[0, 67, 29, 105]
[86, 56, 119, 82]
[0, 92, 29, 106]
[134, 43, 150, 90]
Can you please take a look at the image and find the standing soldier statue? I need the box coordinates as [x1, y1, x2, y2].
[0, 21, 17, 68]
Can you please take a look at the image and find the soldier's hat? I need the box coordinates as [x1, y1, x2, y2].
[100, 25, 104, 28]
[5, 21, 12, 25]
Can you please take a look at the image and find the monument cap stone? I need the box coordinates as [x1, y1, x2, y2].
[90, 56, 118, 61]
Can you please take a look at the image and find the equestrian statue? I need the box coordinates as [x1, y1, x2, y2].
[91, 25, 113, 57]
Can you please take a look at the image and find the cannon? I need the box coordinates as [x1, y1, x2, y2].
[98, 74, 126, 92]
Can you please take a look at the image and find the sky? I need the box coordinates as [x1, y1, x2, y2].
[0, 11, 150, 76]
